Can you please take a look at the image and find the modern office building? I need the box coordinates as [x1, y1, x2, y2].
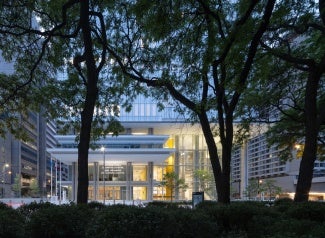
[0, 111, 56, 198]
[231, 133, 325, 201]
[0, 133, 13, 198]
[0, 53, 58, 198]
[1, 51, 324, 201]
[0, 95, 324, 201]
[48, 97, 216, 202]
[46, 94, 325, 202]
[1, 111, 58, 198]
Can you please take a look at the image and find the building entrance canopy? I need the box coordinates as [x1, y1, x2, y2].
[47, 135, 175, 165]
[47, 148, 174, 165]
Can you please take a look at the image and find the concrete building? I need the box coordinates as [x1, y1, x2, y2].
[46, 95, 325, 202]
[1, 95, 324, 201]
[231, 133, 325, 201]
[0, 111, 58, 198]
[48, 121, 215, 202]
[0, 53, 59, 198]
[1, 49, 324, 201]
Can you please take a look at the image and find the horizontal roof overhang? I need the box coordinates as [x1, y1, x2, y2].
[54, 134, 171, 145]
[47, 148, 175, 165]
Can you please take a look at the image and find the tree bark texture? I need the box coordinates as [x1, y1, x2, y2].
[294, 66, 323, 202]
[77, 0, 99, 204]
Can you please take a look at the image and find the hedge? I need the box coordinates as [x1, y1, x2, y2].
[1, 201, 325, 237]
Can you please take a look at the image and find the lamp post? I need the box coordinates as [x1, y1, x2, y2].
[101, 146, 106, 204]
[50, 157, 53, 198]
[1, 163, 10, 198]
[238, 179, 241, 199]
[257, 179, 263, 200]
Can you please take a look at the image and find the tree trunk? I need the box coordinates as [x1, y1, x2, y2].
[77, 0, 99, 204]
[220, 134, 232, 203]
[294, 71, 320, 202]
[198, 113, 230, 203]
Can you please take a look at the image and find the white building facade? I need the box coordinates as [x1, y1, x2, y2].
[231, 133, 325, 201]
[47, 95, 216, 202]
[47, 95, 325, 202]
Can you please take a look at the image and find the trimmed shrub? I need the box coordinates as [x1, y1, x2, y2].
[25, 204, 93, 238]
[0, 207, 25, 238]
[270, 218, 325, 237]
[17, 201, 56, 221]
[194, 200, 218, 209]
[86, 205, 218, 238]
[8, 200, 325, 238]
[87, 201, 106, 210]
[151, 206, 218, 237]
[273, 197, 294, 206]
[146, 201, 179, 209]
[0, 202, 11, 210]
[86, 205, 162, 238]
[196, 201, 281, 237]
[285, 202, 325, 222]
[197, 202, 263, 227]
[273, 197, 294, 212]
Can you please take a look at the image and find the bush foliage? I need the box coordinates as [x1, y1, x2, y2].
[0, 205, 25, 238]
[1, 201, 325, 237]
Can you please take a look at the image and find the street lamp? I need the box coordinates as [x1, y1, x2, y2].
[101, 146, 106, 204]
[1, 163, 10, 198]
[238, 179, 241, 199]
[258, 179, 263, 200]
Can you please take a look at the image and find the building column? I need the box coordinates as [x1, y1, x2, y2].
[11, 139, 21, 198]
[174, 135, 180, 201]
[148, 128, 154, 135]
[241, 142, 248, 199]
[93, 162, 99, 201]
[126, 162, 132, 200]
[72, 162, 78, 202]
[147, 162, 153, 201]
[193, 135, 200, 192]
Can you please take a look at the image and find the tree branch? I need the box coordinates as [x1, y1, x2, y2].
[214, 0, 260, 66]
[89, 10, 107, 73]
[1, 0, 80, 104]
[230, 0, 276, 113]
[320, 0, 325, 25]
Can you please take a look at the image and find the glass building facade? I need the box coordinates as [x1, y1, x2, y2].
[49, 96, 325, 202]
[50, 127, 217, 202]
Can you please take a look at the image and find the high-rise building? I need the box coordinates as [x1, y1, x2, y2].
[0, 133, 12, 198]
[231, 133, 325, 201]
[49, 95, 325, 202]
[4, 111, 58, 198]
[0, 52, 58, 198]
[1, 54, 324, 201]
[48, 96, 215, 202]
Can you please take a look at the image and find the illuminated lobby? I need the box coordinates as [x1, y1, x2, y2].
[48, 133, 178, 202]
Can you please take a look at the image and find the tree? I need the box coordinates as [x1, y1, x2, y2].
[240, 0, 325, 202]
[161, 171, 188, 202]
[244, 179, 282, 201]
[262, 179, 282, 201]
[243, 178, 260, 200]
[29, 178, 40, 198]
[0, 1, 130, 204]
[108, 0, 276, 203]
[11, 174, 21, 198]
[194, 169, 213, 193]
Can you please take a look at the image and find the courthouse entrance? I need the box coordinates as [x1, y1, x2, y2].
[48, 135, 175, 202]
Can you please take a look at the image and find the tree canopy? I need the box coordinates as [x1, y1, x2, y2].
[161, 171, 188, 202]
[106, 0, 277, 203]
[0, 0, 134, 203]
[0, 0, 324, 204]
[239, 0, 325, 201]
